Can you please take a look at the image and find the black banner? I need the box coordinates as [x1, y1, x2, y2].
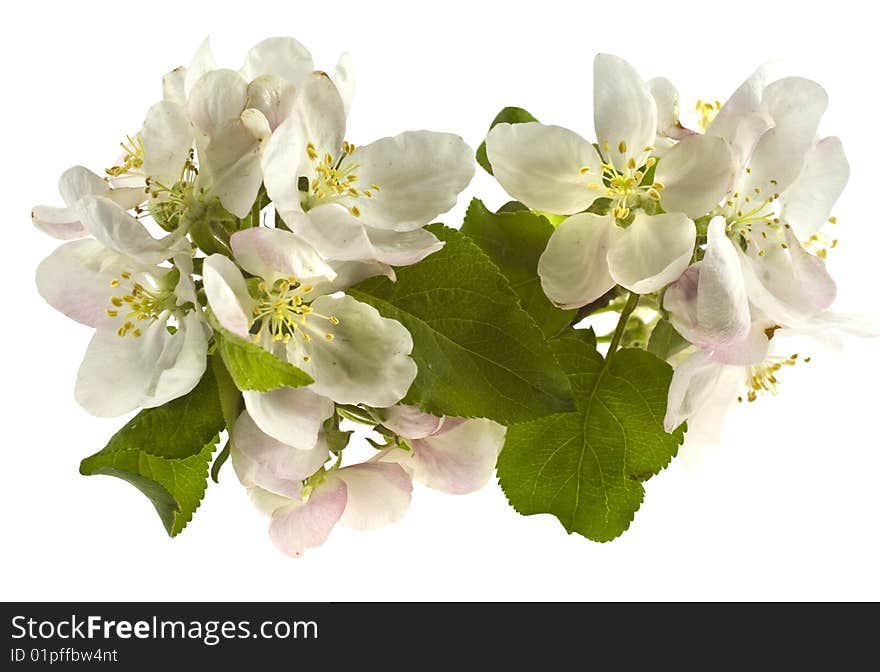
[1, 602, 874, 667]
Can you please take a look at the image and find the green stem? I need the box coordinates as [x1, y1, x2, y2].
[606, 292, 640, 359]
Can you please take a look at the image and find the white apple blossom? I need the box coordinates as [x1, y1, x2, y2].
[375, 405, 506, 494]
[202, 226, 417, 447]
[485, 53, 735, 308]
[262, 72, 474, 267]
[231, 408, 412, 558]
[36, 242, 207, 416]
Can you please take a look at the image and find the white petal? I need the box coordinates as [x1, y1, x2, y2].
[665, 218, 749, 348]
[745, 77, 828, 192]
[269, 478, 347, 557]
[780, 137, 849, 239]
[240, 37, 314, 85]
[655, 134, 735, 218]
[707, 63, 772, 144]
[232, 410, 329, 498]
[379, 404, 443, 439]
[243, 386, 334, 451]
[336, 462, 412, 530]
[593, 54, 657, 171]
[261, 114, 307, 215]
[607, 212, 695, 294]
[784, 227, 837, 310]
[664, 350, 724, 432]
[75, 314, 171, 417]
[143, 310, 208, 409]
[293, 295, 417, 407]
[141, 101, 192, 183]
[162, 66, 186, 105]
[245, 75, 297, 131]
[31, 206, 86, 240]
[408, 418, 505, 494]
[332, 52, 355, 116]
[350, 131, 474, 231]
[325, 259, 395, 291]
[230, 227, 336, 285]
[58, 166, 110, 207]
[538, 213, 616, 308]
[183, 37, 217, 98]
[199, 123, 263, 218]
[186, 69, 248, 137]
[76, 195, 172, 263]
[295, 72, 347, 163]
[36, 240, 136, 327]
[296, 205, 443, 266]
[648, 77, 681, 137]
[709, 318, 772, 366]
[485, 122, 603, 215]
[202, 254, 255, 339]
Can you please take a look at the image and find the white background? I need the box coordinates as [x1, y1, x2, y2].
[2, 0, 878, 601]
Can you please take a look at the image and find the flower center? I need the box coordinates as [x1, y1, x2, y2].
[737, 352, 809, 403]
[251, 277, 339, 358]
[582, 140, 664, 221]
[146, 149, 200, 228]
[105, 135, 145, 178]
[105, 271, 175, 338]
[302, 141, 380, 217]
[717, 171, 786, 256]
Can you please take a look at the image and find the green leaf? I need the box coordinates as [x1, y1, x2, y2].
[647, 319, 690, 361]
[79, 366, 227, 537]
[215, 328, 313, 392]
[497, 337, 684, 542]
[476, 106, 539, 175]
[349, 224, 574, 424]
[461, 199, 576, 338]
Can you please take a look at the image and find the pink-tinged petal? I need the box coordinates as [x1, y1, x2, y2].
[784, 227, 837, 310]
[655, 134, 735, 218]
[31, 206, 86, 240]
[780, 137, 849, 239]
[242, 386, 334, 451]
[202, 254, 254, 339]
[380, 404, 443, 439]
[409, 418, 505, 494]
[335, 462, 412, 531]
[230, 227, 336, 285]
[607, 212, 695, 295]
[594, 54, 657, 171]
[58, 166, 109, 206]
[35, 240, 135, 327]
[232, 410, 330, 498]
[269, 478, 347, 558]
[709, 319, 772, 366]
[486, 122, 604, 215]
[665, 218, 750, 348]
[664, 350, 724, 432]
[240, 37, 314, 86]
[296, 205, 444, 266]
[537, 213, 616, 309]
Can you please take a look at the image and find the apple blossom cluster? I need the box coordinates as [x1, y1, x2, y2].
[32, 40, 871, 552]
[33, 37, 503, 557]
[485, 54, 867, 442]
